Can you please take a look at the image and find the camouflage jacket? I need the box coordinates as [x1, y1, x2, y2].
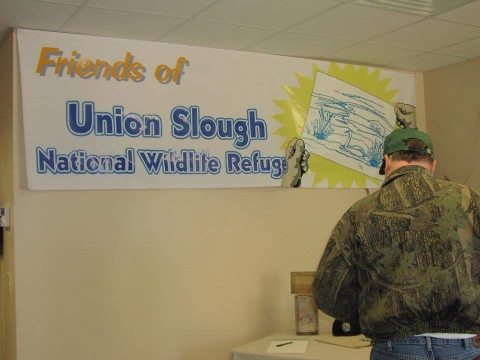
[312, 165, 480, 343]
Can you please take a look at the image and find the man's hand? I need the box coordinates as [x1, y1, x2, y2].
[395, 103, 417, 129]
[282, 138, 310, 188]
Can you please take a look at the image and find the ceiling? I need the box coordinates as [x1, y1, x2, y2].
[1, 0, 480, 72]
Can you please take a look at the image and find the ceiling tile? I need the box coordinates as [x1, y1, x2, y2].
[0, 0, 78, 31]
[351, 0, 476, 17]
[326, 43, 423, 66]
[289, 3, 423, 41]
[434, 36, 480, 58]
[389, 53, 468, 72]
[196, 0, 341, 30]
[435, 0, 480, 26]
[32, 0, 84, 4]
[62, 7, 185, 40]
[369, 18, 480, 51]
[87, 0, 217, 17]
[2, 0, 479, 72]
[160, 20, 276, 50]
[246, 32, 357, 58]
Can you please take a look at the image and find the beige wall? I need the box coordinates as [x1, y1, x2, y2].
[3, 32, 371, 360]
[13, 189, 366, 360]
[424, 57, 480, 189]
[0, 32, 17, 360]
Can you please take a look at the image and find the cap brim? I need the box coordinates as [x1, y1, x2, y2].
[379, 158, 386, 175]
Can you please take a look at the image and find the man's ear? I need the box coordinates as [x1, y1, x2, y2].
[384, 155, 391, 176]
[430, 159, 436, 174]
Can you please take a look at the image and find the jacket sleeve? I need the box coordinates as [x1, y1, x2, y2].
[312, 209, 360, 322]
[471, 187, 480, 240]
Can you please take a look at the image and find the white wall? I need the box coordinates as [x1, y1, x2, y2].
[2, 31, 429, 360]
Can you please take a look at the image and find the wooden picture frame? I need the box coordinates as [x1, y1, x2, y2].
[290, 272, 315, 294]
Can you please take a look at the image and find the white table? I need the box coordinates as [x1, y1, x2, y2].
[231, 328, 371, 360]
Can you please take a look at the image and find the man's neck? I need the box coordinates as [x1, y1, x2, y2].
[387, 161, 433, 176]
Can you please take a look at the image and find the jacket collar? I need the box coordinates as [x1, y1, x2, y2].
[381, 165, 432, 188]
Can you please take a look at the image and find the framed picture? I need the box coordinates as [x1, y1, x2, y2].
[295, 294, 319, 335]
[290, 271, 315, 294]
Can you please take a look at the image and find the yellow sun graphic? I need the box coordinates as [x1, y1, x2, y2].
[274, 63, 398, 188]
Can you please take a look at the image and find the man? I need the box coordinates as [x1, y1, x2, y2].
[312, 128, 480, 360]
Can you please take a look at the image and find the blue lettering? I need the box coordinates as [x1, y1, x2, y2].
[200, 117, 216, 139]
[124, 114, 142, 137]
[225, 150, 287, 179]
[171, 106, 192, 139]
[67, 101, 94, 136]
[96, 112, 114, 135]
[171, 106, 267, 148]
[67, 101, 162, 138]
[138, 149, 221, 175]
[137, 150, 166, 175]
[37, 147, 57, 173]
[248, 109, 267, 139]
[36, 147, 135, 174]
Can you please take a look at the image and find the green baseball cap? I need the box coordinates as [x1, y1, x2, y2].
[379, 128, 434, 175]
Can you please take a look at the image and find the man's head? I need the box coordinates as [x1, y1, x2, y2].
[379, 128, 435, 176]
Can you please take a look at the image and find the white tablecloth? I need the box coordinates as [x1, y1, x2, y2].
[231, 328, 371, 360]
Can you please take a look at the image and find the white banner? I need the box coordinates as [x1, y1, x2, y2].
[17, 29, 415, 190]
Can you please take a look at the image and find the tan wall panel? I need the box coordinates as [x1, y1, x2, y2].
[424, 57, 480, 189]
